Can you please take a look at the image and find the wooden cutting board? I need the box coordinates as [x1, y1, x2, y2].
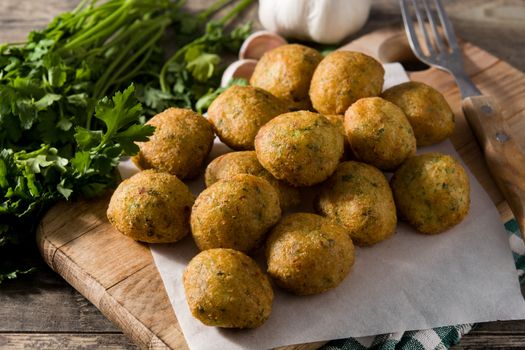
[36, 27, 525, 350]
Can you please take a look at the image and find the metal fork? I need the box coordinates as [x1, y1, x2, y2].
[400, 0, 525, 237]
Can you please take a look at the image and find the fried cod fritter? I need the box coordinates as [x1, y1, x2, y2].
[309, 51, 384, 115]
[315, 161, 397, 246]
[191, 174, 281, 252]
[250, 44, 323, 110]
[382, 81, 455, 146]
[255, 111, 344, 187]
[107, 170, 194, 243]
[134, 108, 214, 179]
[391, 153, 470, 234]
[344, 97, 416, 171]
[266, 213, 355, 295]
[184, 248, 273, 328]
[207, 85, 288, 150]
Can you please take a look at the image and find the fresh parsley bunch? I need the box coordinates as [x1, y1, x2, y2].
[0, 0, 253, 283]
[139, 0, 253, 115]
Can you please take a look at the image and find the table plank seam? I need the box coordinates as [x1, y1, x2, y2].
[40, 236, 59, 272]
[106, 263, 153, 291]
[53, 220, 106, 250]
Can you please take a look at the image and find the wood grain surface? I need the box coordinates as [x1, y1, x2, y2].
[461, 96, 525, 237]
[1, 0, 525, 349]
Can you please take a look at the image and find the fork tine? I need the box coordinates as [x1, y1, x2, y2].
[433, 0, 460, 50]
[412, 0, 435, 55]
[422, 0, 446, 52]
[400, 0, 426, 59]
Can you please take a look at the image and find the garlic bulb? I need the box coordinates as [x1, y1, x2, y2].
[258, 0, 371, 44]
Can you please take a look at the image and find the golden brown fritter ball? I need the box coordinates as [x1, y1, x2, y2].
[266, 213, 355, 296]
[315, 161, 397, 246]
[391, 153, 470, 234]
[207, 85, 288, 150]
[205, 151, 300, 210]
[183, 248, 273, 328]
[107, 170, 194, 243]
[133, 108, 214, 179]
[382, 81, 455, 146]
[191, 174, 281, 252]
[309, 51, 384, 115]
[250, 44, 323, 111]
[344, 97, 416, 171]
[255, 111, 344, 187]
[324, 114, 353, 159]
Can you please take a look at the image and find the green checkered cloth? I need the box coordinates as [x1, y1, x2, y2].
[322, 220, 524, 350]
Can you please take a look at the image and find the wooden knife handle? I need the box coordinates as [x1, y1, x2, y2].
[462, 95, 525, 239]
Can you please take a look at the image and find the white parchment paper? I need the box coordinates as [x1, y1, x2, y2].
[120, 64, 525, 350]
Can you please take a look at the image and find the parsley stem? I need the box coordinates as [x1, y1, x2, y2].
[94, 20, 168, 99]
[63, 5, 129, 50]
[113, 47, 156, 85]
[198, 0, 232, 21]
[218, 0, 254, 26]
[65, 0, 171, 51]
[14, 145, 50, 160]
[72, 0, 92, 14]
[100, 16, 160, 52]
[102, 21, 169, 95]
[66, 2, 121, 27]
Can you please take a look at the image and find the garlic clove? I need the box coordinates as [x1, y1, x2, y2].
[239, 30, 287, 60]
[221, 59, 258, 87]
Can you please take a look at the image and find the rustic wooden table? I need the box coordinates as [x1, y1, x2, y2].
[1, 0, 524, 349]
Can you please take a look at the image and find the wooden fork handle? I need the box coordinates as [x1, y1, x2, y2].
[462, 95, 525, 238]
